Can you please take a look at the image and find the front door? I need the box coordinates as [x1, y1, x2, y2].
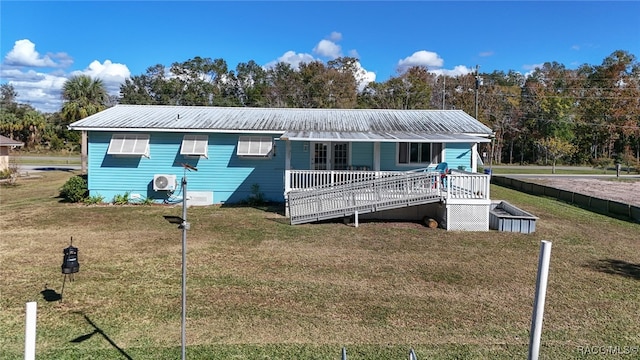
[311, 142, 349, 170]
[332, 142, 349, 170]
[312, 142, 328, 170]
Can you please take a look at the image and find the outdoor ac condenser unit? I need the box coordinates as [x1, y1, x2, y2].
[153, 174, 177, 191]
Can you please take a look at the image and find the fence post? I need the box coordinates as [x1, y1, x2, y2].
[528, 240, 552, 360]
[25, 301, 37, 360]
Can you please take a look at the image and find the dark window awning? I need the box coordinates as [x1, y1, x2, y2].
[279, 131, 491, 143]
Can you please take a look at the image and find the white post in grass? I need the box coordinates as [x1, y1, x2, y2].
[354, 210, 359, 228]
[528, 240, 552, 360]
[25, 301, 37, 360]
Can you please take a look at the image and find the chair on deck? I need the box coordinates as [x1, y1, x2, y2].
[435, 162, 448, 187]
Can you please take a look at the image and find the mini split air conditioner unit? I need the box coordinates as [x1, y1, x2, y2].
[153, 174, 177, 191]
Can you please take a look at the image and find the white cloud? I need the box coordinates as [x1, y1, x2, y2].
[353, 61, 376, 91]
[311, 32, 347, 60]
[264, 50, 317, 70]
[521, 63, 545, 78]
[523, 63, 544, 71]
[71, 60, 131, 94]
[479, 51, 494, 57]
[396, 50, 473, 78]
[313, 39, 342, 59]
[429, 65, 474, 77]
[0, 68, 69, 113]
[397, 50, 444, 73]
[4, 39, 59, 67]
[1, 39, 132, 113]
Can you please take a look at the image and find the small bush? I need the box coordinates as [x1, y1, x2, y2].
[590, 157, 612, 173]
[1, 159, 20, 181]
[83, 194, 105, 205]
[113, 192, 130, 205]
[139, 196, 154, 205]
[59, 175, 88, 202]
[242, 183, 266, 206]
[0, 168, 14, 180]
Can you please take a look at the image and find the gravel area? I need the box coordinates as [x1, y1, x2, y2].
[522, 177, 640, 207]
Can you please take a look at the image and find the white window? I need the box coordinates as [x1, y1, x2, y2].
[397, 142, 442, 165]
[180, 134, 208, 158]
[107, 134, 150, 157]
[237, 136, 273, 157]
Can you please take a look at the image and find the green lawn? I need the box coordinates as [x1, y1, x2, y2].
[1, 171, 639, 359]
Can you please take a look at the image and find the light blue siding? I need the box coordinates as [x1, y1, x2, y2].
[444, 143, 472, 171]
[88, 132, 285, 204]
[380, 143, 406, 171]
[89, 132, 477, 204]
[290, 141, 309, 170]
[378, 142, 472, 171]
[351, 143, 373, 169]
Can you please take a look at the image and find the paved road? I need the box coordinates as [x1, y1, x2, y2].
[19, 164, 81, 172]
[15, 155, 81, 173]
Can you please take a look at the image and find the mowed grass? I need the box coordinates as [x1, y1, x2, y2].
[1, 171, 639, 359]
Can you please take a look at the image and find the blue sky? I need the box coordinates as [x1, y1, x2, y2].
[1, 1, 639, 113]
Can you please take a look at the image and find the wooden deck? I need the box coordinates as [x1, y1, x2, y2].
[285, 170, 490, 225]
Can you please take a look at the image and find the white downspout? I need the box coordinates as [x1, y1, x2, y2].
[81, 130, 87, 175]
[284, 140, 291, 217]
[471, 143, 478, 172]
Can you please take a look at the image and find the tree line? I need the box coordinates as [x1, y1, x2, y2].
[1, 49, 638, 169]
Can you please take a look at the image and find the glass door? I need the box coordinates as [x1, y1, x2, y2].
[312, 142, 328, 170]
[332, 142, 349, 170]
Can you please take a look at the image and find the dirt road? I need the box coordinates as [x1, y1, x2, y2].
[520, 177, 640, 206]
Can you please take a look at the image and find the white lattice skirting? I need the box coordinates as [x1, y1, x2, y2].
[445, 203, 490, 231]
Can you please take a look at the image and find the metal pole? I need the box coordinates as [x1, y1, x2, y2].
[474, 65, 479, 119]
[181, 176, 187, 360]
[528, 240, 552, 360]
[442, 76, 446, 110]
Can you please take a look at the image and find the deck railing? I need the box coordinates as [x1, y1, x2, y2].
[285, 170, 406, 193]
[285, 169, 490, 201]
[446, 170, 491, 200]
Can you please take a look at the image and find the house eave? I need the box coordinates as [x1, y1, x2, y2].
[68, 126, 286, 135]
[279, 131, 492, 143]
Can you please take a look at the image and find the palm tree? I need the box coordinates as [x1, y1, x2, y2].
[61, 75, 108, 122]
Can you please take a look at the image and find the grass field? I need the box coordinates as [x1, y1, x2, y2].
[1, 171, 639, 359]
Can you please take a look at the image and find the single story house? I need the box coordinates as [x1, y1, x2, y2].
[0, 135, 24, 172]
[69, 105, 495, 230]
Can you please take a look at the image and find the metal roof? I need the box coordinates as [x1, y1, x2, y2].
[0, 135, 24, 147]
[280, 131, 491, 143]
[69, 105, 494, 139]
